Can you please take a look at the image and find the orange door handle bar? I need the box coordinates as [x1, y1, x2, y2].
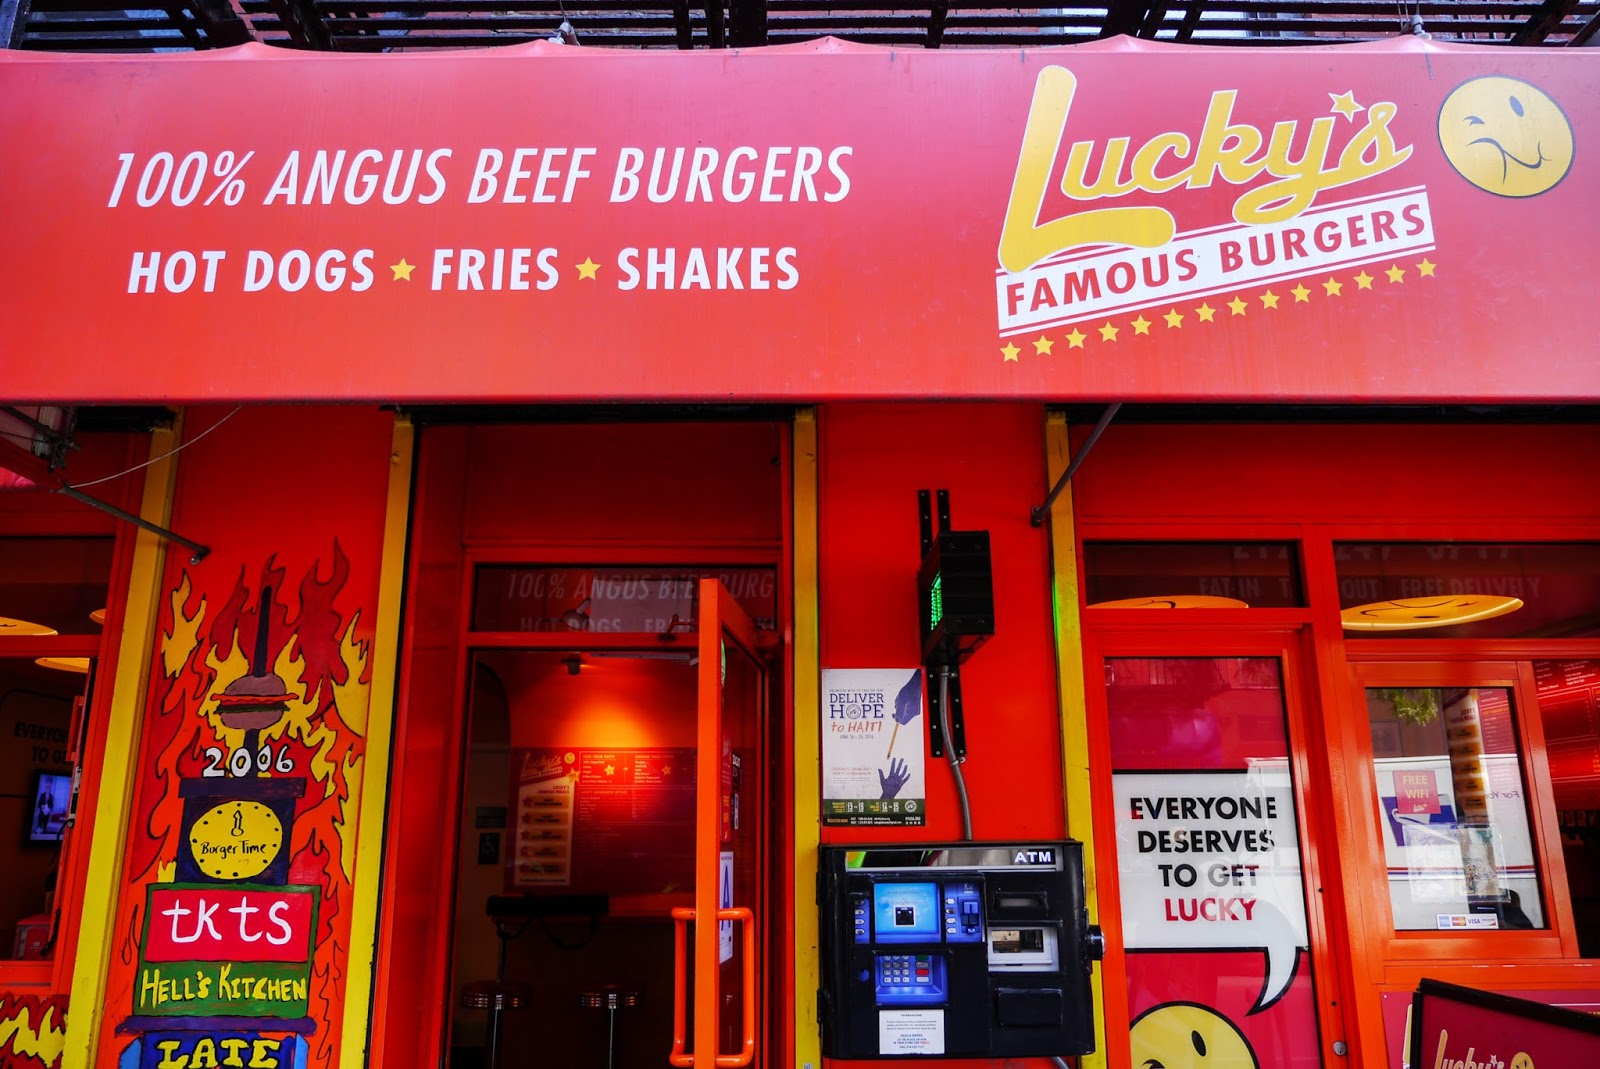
[671, 908, 693, 1067]
[668, 906, 757, 1069]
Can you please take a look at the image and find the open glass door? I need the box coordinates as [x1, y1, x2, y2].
[674, 579, 767, 1069]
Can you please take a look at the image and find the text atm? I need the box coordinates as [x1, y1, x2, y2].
[820, 841, 1102, 1059]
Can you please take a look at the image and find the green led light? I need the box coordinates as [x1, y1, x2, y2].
[928, 572, 943, 631]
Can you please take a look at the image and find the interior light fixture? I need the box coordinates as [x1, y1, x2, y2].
[90, 608, 106, 625]
[1, 616, 59, 636]
[562, 655, 583, 676]
[1341, 595, 1523, 631]
[36, 656, 89, 674]
[1086, 595, 1250, 609]
[561, 598, 592, 631]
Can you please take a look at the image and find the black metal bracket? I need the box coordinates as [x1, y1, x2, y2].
[925, 663, 966, 759]
[919, 487, 965, 758]
[55, 483, 210, 565]
[1030, 402, 1121, 527]
[917, 488, 950, 557]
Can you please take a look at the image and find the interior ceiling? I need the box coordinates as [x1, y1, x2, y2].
[6, 0, 1598, 53]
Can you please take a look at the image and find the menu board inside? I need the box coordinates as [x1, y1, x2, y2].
[509, 747, 696, 896]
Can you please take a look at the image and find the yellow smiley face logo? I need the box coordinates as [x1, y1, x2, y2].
[1509, 1053, 1535, 1069]
[1438, 76, 1574, 197]
[1129, 1002, 1260, 1069]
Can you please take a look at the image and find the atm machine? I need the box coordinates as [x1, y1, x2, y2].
[819, 841, 1103, 1060]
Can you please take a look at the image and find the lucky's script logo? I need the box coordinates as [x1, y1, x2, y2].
[991, 65, 1432, 347]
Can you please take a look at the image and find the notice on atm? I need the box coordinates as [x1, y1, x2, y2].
[821, 668, 926, 826]
[879, 1010, 945, 1056]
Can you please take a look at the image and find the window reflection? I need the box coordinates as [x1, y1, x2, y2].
[1366, 687, 1543, 931]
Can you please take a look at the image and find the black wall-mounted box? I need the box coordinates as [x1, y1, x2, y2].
[917, 531, 994, 664]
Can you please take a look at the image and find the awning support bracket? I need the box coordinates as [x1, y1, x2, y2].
[54, 482, 211, 565]
[1029, 402, 1121, 527]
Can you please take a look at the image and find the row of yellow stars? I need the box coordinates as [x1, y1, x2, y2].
[387, 257, 603, 281]
[1002, 258, 1437, 361]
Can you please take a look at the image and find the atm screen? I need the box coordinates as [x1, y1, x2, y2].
[872, 882, 941, 943]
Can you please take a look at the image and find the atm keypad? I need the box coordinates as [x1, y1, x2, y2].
[877, 955, 934, 985]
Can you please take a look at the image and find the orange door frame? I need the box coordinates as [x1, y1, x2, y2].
[1080, 619, 1354, 1068]
[370, 422, 795, 1069]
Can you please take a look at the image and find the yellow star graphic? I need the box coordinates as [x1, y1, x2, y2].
[1163, 309, 1184, 329]
[1386, 264, 1406, 283]
[1291, 283, 1311, 303]
[1098, 322, 1120, 342]
[604, 764, 615, 775]
[1417, 258, 1436, 278]
[390, 259, 415, 282]
[1033, 336, 1054, 355]
[1196, 302, 1216, 323]
[1329, 91, 1364, 120]
[1261, 290, 1281, 310]
[1354, 270, 1374, 290]
[1065, 328, 1087, 349]
[1228, 296, 1248, 316]
[576, 257, 602, 280]
[1001, 342, 1021, 362]
[1323, 277, 1344, 297]
[1131, 315, 1152, 335]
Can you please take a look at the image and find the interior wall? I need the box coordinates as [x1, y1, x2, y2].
[449, 652, 698, 1068]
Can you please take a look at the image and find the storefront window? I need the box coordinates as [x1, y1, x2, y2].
[0, 533, 113, 962]
[472, 565, 778, 632]
[1535, 660, 1600, 956]
[1107, 657, 1322, 1067]
[1083, 542, 1303, 608]
[1335, 543, 1600, 638]
[0, 658, 91, 960]
[1364, 686, 1544, 931]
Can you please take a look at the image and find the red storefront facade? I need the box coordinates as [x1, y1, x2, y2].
[0, 34, 1597, 1069]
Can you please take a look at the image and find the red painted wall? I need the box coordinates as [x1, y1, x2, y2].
[818, 403, 1064, 845]
[1069, 422, 1600, 526]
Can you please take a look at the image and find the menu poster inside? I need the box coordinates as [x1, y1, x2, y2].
[822, 668, 926, 826]
[510, 747, 696, 895]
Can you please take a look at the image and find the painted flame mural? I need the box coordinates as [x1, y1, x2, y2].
[0, 995, 68, 1069]
[99, 549, 371, 1068]
[92, 405, 394, 1069]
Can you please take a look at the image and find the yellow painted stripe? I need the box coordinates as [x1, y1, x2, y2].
[61, 417, 183, 1069]
[339, 414, 415, 1066]
[791, 409, 822, 1069]
[1045, 412, 1107, 1069]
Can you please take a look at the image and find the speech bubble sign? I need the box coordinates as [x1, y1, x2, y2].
[1113, 766, 1310, 1013]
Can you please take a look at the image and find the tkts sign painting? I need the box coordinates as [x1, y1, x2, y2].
[0, 38, 1594, 403]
